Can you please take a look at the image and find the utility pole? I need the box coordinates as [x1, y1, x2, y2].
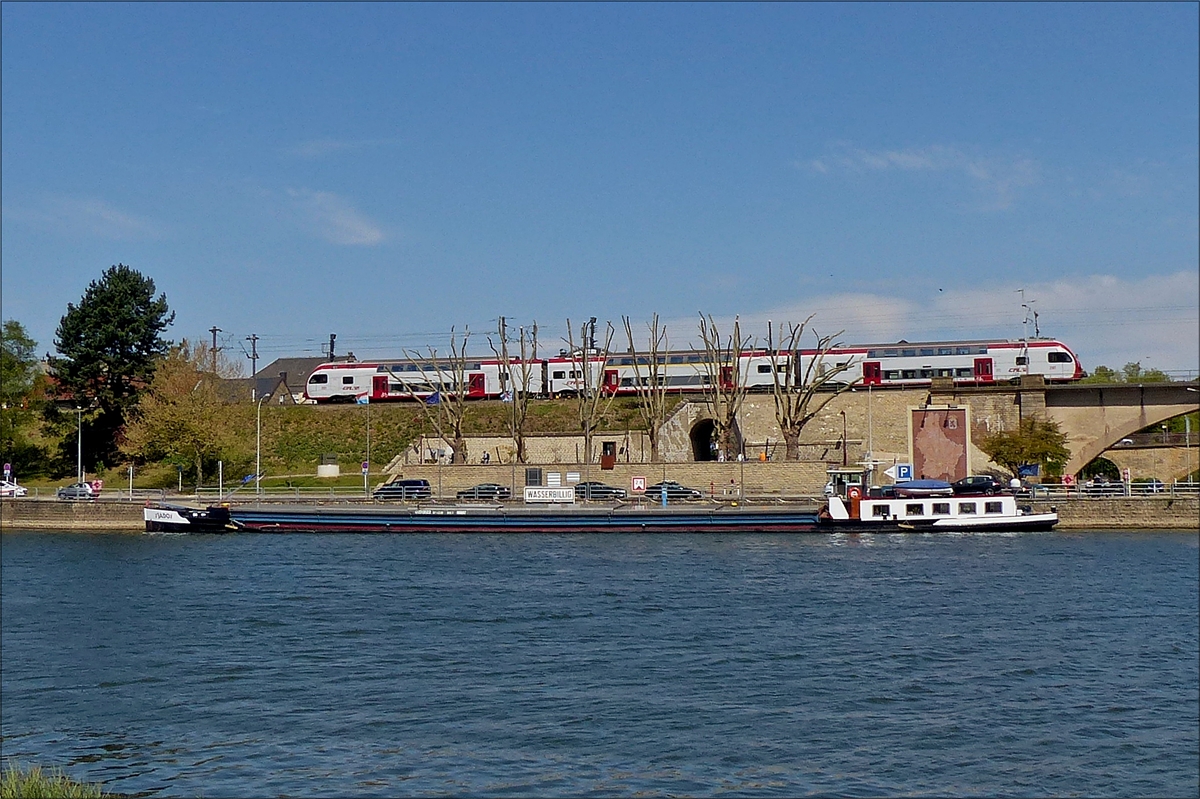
[245, 334, 259, 377]
[209, 326, 222, 373]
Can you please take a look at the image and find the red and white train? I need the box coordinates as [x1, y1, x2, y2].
[303, 338, 1084, 403]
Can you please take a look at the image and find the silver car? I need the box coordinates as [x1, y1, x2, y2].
[56, 482, 95, 500]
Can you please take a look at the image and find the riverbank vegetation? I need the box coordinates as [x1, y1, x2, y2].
[0, 763, 109, 799]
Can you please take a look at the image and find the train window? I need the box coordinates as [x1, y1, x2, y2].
[958, 502, 977, 514]
[956, 347, 972, 355]
[618, 357, 633, 366]
[309, 374, 328, 384]
[777, 364, 788, 372]
[901, 349, 916, 357]
[905, 504, 924, 517]
[687, 354, 704, 363]
[390, 383, 404, 392]
[919, 369, 934, 378]
[932, 503, 950, 515]
[620, 378, 634, 387]
[668, 355, 685, 364]
[937, 369, 954, 377]
[920, 348, 935, 357]
[1015, 356, 1028, 366]
[552, 371, 566, 380]
[938, 347, 953, 356]
[569, 370, 581, 379]
[1048, 352, 1073, 363]
[902, 370, 917, 379]
[984, 501, 1003, 514]
[758, 364, 772, 373]
[883, 349, 898, 357]
[976, 346, 988, 355]
[884, 370, 900, 380]
[342, 376, 354, 385]
[956, 368, 973, 377]
[867, 350, 878, 358]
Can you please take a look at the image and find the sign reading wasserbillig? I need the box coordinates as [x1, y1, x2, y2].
[523, 486, 575, 504]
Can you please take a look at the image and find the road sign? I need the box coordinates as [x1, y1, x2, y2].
[2, 462, 9, 478]
[361, 461, 369, 474]
[1122, 467, 1131, 483]
[631, 476, 647, 494]
[884, 464, 913, 482]
[1062, 474, 1076, 486]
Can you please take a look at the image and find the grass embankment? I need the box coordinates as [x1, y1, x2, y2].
[20, 397, 675, 490]
[0, 763, 110, 799]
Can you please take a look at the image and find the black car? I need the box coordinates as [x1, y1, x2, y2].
[373, 479, 432, 501]
[574, 481, 627, 500]
[950, 475, 1006, 495]
[642, 481, 703, 501]
[456, 483, 512, 501]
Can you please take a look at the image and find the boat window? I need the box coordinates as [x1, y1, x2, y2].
[342, 376, 355, 385]
[920, 348, 935, 357]
[758, 364, 772, 373]
[308, 373, 328, 384]
[984, 501, 1003, 514]
[958, 502, 977, 514]
[883, 349, 899, 357]
[1048, 352, 1073, 363]
[901, 349, 916, 357]
[872, 505, 891, 517]
[932, 502, 950, 515]
[938, 347, 953, 356]
[905, 503, 924, 516]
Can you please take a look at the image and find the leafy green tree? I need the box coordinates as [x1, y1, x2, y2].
[1, 320, 49, 477]
[121, 340, 237, 487]
[979, 417, 1071, 478]
[1082, 362, 1172, 384]
[51, 264, 174, 468]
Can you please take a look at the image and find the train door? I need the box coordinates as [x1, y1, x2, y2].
[973, 357, 993, 383]
[372, 375, 388, 400]
[603, 369, 620, 394]
[862, 361, 882, 386]
[719, 366, 734, 389]
[468, 372, 486, 398]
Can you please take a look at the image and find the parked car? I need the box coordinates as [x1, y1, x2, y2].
[373, 478, 432, 501]
[0, 480, 29, 498]
[642, 481, 703, 501]
[56, 482, 95, 501]
[456, 483, 512, 501]
[950, 475, 1006, 495]
[574, 481, 627, 500]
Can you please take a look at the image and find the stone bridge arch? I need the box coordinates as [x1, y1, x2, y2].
[1043, 383, 1199, 475]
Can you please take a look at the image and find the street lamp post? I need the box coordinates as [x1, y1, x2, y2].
[255, 395, 268, 497]
[840, 410, 848, 467]
[75, 407, 83, 484]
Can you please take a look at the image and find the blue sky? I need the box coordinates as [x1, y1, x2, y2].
[3, 3, 1198, 375]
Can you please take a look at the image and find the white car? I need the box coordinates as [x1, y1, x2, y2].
[0, 480, 29, 498]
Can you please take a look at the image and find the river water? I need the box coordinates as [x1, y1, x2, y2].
[2, 529, 1197, 798]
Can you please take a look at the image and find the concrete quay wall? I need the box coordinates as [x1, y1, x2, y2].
[2, 499, 145, 531]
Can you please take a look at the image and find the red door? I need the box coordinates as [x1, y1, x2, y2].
[974, 358, 993, 383]
[862, 361, 882, 385]
[372, 375, 388, 399]
[603, 369, 620, 394]
[468, 372, 486, 398]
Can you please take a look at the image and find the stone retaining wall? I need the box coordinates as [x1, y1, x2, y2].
[2, 500, 145, 531]
[1036, 497, 1199, 530]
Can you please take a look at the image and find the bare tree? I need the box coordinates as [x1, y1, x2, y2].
[621, 314, 671, 462]
[487, 316, 538, 463]
[696, 313, 752, 459]
[387, 326, 471, 464]
[766, 317, 860, 461]
[564, 317, 616, 463]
